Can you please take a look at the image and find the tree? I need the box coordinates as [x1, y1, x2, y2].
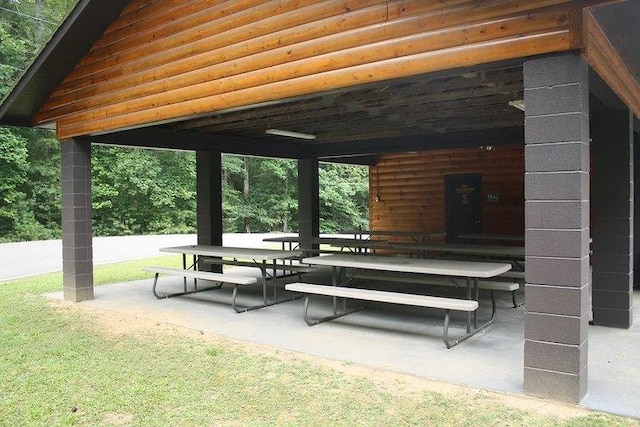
[0, 127, 28, 238]
[91, 146, 196, 236]
[319, 162, 369, 233]
[0, 0, 75, 241]
[0, 2, 371, 241]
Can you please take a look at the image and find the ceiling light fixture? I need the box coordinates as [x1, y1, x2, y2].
[266, 129, 316, 140]
[508, 100, 525, 111]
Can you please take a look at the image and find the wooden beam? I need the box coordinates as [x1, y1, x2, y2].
[308, 126, 524, 158]
[88, 127, 305, 158]
[582, 9, 640, 119]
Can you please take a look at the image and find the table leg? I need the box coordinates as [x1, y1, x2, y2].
[260, 260, 268, 305]
[473, 277, 479, 329]
[272, 259, 277, 302]
[182, 254, 187, 292]
[332, 266, 338, 315]
[466, 277, 472, 333]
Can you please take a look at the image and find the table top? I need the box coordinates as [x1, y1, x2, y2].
[263, 236, 385, 247]
[458, 234, 525, 242]
[302, 254, 511, 278]
[390, 242, 525, 257]
[160, 245, 302, 261]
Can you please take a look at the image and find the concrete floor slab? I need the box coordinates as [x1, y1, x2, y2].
[47, 270, 639, 419]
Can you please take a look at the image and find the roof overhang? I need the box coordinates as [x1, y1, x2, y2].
[0, 0, 129, 127]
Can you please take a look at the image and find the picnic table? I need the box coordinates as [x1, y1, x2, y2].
[147, 245, 303, 312]
[287, 254, 512, 347]
[389, 242, 525, 268]
[458, 234, 525, 242]
[263, 235, 386, 254]
[345, 229, 446, 243]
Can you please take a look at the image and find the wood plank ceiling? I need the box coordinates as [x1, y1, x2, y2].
[165, 64, 526, 148]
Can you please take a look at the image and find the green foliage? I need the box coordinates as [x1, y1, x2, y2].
[319, 162, 369, 233]
[0, 0, 75, 97]
[0, 127, 28, 236]
[0, 1, 370, 241]
[221, 155, 369, 233]
[92, 146, 196, 236]
[222, 156, 299, 233]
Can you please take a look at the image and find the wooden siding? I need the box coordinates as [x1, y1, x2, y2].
[33, 0, 603, 140]
[369, 145, 524, 238]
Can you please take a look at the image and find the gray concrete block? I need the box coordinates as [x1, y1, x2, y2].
[525, 83, 588, 116]
[592, 253, 632, 273]
[525, 112, 589, 144]
[63, 283, 94, 303]
[525, 283, 589, 316]
[525, 229, 589, 258]
[592, 164, 632, 198]
[524, 53, 587, 88]
[524, 172, 589, 201]
[592, 197, 632, 221]
[525, 142, 589, 172]
[523, 366, 587, 402]
[525, 311, 588, 345]
[61, 228, 91, 247]
[524, 339, 587, 375]
[592, 271, 633, 292]
[592, 235, 633, 256]
[592, 307, 633, 328]
[62, 247, 93, 263]
[592, 289, 633, 310]
[525, 201, 589, 229]
[525, 256, 589, 287]
[592, 217, 632, 238]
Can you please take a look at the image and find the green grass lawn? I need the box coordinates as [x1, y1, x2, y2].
[0, 257, 637, 426]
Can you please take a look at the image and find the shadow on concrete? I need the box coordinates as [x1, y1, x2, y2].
[47, 266, 640, 419]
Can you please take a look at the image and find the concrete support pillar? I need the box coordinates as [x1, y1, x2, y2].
[298, 158, 319, 253]
[61, 138, 94, 302]
[634, 132, 640, 290]
[196, 151, 223, 271]
[592, 111, 634, 327]
[523, 53, 590, 402]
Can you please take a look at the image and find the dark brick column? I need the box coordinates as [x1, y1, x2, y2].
[298, 158, 319, 253]
[592, 111, 634, 327]
[196, 151, 222, 271]
[61, 138, 93, 302]
[523, 53, 590, 402]
[634, 131, 640, 290]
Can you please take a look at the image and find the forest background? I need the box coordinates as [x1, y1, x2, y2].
[0, 0, 370, 243]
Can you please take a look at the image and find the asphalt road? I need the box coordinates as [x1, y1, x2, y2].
[0, 233, 289, 281]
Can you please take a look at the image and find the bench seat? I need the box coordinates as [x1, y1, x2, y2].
[285, 282, 489, 348]
[144, 266, 273, 313]
[201, 258, 315, 276]
[144, 266, 258, 286]
[347, 270, 521, 307]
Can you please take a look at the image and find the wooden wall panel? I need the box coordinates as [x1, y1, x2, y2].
[369, 144, 524, 239]
[33, 0, 611, 139]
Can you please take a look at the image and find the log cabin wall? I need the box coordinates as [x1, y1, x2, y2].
[34, 0, 598, 140]
[369, 144, 524, 239]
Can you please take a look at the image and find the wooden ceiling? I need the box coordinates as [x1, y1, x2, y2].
[166, 64, 526, 153]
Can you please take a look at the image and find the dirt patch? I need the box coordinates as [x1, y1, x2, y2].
[47, 298, 600, 422]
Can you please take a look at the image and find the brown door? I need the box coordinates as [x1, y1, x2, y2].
[445, 174, 482, 243]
